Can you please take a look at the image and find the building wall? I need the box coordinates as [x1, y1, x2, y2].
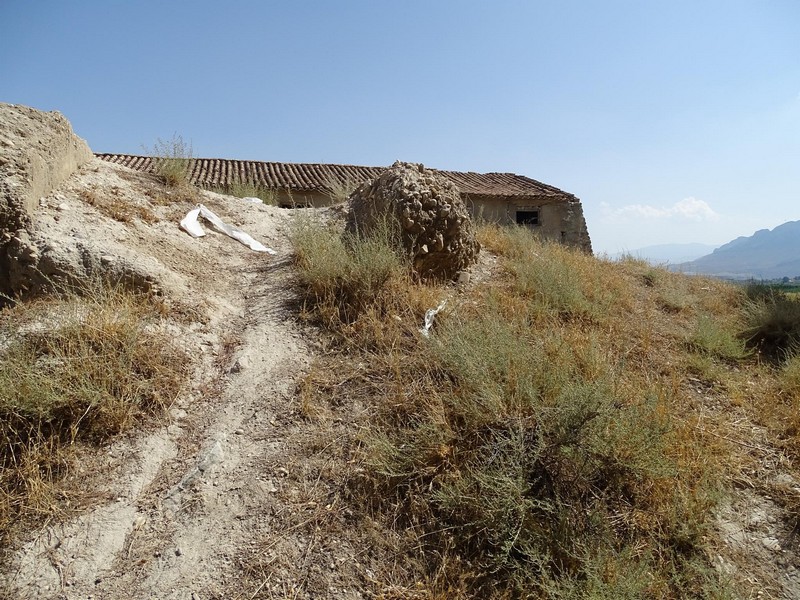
[271, 190, 329, 208]
[465, 195, 592, 253]
[254, 190, 593, 253]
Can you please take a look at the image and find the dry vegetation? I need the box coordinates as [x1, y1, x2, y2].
[0, 281, 188, 548]
[147, 133, 193, 188]
[291, 218, 800, 598]
[209, 180, 279, 205]
[79, 186, 159, 223]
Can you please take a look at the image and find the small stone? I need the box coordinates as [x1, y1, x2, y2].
[234, 428, 244, 435]
[57, 203, 69, 211]
[230, 355, 251, 373]
[175, 547, 183, 556]
[761, 537, 781, 552]
[457, 271, 471, 285]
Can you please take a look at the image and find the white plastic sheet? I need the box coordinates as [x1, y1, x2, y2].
[420, 299, 447, 337]
[180, 204, 276, 254]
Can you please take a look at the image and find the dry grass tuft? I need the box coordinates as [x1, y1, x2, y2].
[323, 173, 363, 204]
[209, 180, 279, 205]
[146, 134, 193, 188]
[80, 187, 159, 224]
[0, 281, 187, 543]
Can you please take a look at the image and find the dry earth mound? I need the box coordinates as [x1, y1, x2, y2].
[346, 160, 480, 280]
[0, 103, 93, 298]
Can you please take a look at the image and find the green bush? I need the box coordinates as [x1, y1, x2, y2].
[689, 314, 748, 362]
[364, 306, 694, 596]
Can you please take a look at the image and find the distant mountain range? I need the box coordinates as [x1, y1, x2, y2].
[611, 243, 719, 264]
[673, 220, 800, 279]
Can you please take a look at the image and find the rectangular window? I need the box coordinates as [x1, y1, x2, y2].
[515, 209, 539, 226]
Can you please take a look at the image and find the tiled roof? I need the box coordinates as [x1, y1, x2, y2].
[95, 154, 575, 200]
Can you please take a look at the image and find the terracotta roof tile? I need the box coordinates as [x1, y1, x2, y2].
[95, 154, 575, 201]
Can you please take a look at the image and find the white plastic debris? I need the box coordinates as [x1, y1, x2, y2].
[420, 299, 447, 337]
[180, 204, 276, 254]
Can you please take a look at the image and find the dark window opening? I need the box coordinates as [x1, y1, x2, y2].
[516, 210, 539, 226]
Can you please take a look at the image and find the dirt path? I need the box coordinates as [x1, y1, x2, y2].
[3, 162, 326, 599]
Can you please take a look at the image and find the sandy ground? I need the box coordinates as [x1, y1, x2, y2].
[1, 160, 333, 599]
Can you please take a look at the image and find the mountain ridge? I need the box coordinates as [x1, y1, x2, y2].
[675, 220, 800, 279]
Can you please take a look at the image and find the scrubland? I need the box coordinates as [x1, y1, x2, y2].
[2, 208, 799, 598]
[291, 217, 800, 598]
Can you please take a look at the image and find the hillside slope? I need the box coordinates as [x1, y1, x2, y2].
[2, 105, 800, 599]
[2, 159, 800, 598]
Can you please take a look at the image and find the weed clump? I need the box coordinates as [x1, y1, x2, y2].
[740, 286, 800, 360]
[0, 282, 187, 541]
[290, 213, 407, 325]
[147, 134, 193, 188]
[212, 180, 278, 205]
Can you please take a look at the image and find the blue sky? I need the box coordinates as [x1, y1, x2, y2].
[2, 1, 798, 254]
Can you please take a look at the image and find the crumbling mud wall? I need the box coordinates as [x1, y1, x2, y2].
[0, 103, 93, 297]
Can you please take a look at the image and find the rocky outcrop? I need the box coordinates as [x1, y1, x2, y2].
[0, 103, 93, 297]
[346, 161, 480, 280]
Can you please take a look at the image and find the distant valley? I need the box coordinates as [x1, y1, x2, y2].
[612, 220, 800, 280]
[673, 220, 800, 279]
[610, 243, 719, 264]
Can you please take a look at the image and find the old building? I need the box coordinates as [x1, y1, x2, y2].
[97, 154, 592, 253]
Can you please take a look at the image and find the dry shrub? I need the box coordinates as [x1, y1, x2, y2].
[290, 212, 409, 327]
[741, 288, 800, 360]
[210, 180, 278, 205]
[80, 188, 158, 224]
[0, 281, 187, 542]
[147, 134, 193, 188]
[292, 222, 740, 597]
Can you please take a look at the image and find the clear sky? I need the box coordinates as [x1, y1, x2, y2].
[2, 1, 798, 254]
